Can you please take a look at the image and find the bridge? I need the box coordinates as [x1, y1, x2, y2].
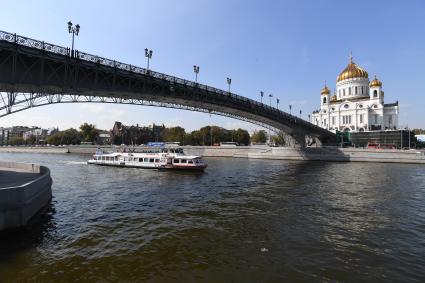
[0, 30, 335, 146]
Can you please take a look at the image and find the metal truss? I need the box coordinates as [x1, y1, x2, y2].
[0, 92, 280, 132]
[0, 29, 335, 143]
[0, 30, 256, 108]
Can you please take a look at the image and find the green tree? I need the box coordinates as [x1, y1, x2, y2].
[79, 123, 99, 143]
[46, 132, 62, 146]
[251, 130, 268, 144]
[9, 136, 24, 145]
[233, 128, 250, 145]
[163, 126, 186, 144]
[46, 128, 82, 145]
[270, 131, 286, 146]
[62, 128, 83, 145]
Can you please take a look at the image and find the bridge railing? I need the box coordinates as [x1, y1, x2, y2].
[0, 30, 329, 135]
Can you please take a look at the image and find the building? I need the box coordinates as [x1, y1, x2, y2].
[0, 126, 31, 145]
[98, 131, 111, 145]
[0, 126, 58, 145]
[111, 121, 165, 145]
[310, 56, 399, 133]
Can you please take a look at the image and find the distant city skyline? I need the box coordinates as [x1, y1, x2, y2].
[0, 0, 424, 131]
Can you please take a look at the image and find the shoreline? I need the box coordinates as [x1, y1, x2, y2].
[0, 145, 424, 164]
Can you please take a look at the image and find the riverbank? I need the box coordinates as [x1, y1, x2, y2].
[1, 145, 424, 164]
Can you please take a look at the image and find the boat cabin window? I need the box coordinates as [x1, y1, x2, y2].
[149, 158, 155, 163]
[155, 159, 160, 163]
[143, 158, 149, 162]
[173, 159, 180, 164]
[181, 159, 187, 164]
[188, 160, 193, 164]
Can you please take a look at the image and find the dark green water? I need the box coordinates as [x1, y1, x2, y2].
[0, 153, 424, 282]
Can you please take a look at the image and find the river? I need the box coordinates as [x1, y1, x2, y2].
[0, 152, 424, 282]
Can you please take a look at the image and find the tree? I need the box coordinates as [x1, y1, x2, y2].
[233, 128, 250, 145]
[251, 130, 268, 144]
[46, 128, 82, 145]
[79, 123, 99, 143]
[9, 136, 24, 145]
[162, 126, 186, 144]
[270, 131, 286, 146]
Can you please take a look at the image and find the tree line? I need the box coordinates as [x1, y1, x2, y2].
[5, 122, 288, 146]
[41, 123, 286, 146]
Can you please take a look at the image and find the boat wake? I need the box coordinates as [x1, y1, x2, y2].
[63, 161, 87, 165]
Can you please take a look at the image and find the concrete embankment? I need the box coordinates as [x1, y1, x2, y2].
[0, 161, 52, 231]
[1, 145, 424, 164]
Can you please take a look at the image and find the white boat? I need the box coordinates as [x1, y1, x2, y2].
[87, 147, 207, 171]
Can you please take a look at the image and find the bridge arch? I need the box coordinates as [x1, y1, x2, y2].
[0, 92, 279, 132]
[0, 30, 336, 146]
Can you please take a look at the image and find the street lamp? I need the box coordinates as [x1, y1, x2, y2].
[227, 77, 232, 93]
[193, 65, 200, 83]
[67, 21, 80, 57]
[276, 98, 280, 109]
[269, 94, 273, 107]
[145, 48, 153, 72]
[299, 109, 302, 119]
[260, 91, 264, 103]
[289, 104, 292, 115]
[308, 114, 311, 122]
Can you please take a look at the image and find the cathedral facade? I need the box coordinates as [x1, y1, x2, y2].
[310, 57, 399, 133]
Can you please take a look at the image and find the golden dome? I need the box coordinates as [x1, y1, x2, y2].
[320, 84, 330, 95]
[337, 57, 368, 82]
[370, 76, 382, 87]
[331, 95, 337, 102]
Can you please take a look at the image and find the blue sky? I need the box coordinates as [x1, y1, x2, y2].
[0, 0, 424, 131]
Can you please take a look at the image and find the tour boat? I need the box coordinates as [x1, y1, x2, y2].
[87, 147, 207, 171]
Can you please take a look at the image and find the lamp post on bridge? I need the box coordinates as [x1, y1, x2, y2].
[145, 48, 153, 72]
[227, 77, 232, 93]
[193, 65, 200, 83]
[308, 114, 311, 122]
[299, 109, 302, 119]
[67, 21, 80, 58]
[289, 104, 292, 115]
[260, 91, 264, 103]
[276, 98, 280, 109]
[269, 94, 273, 107]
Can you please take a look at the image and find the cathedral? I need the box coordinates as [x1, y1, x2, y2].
[310, 56, 399, 133]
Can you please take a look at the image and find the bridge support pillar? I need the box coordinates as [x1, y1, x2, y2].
[287, 134, 306, 148]
[314, 137, 323, 147]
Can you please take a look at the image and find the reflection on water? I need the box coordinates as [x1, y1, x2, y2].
[0, 153, 424, 282]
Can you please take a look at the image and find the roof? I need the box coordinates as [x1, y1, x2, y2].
[384, 101, 399, 107]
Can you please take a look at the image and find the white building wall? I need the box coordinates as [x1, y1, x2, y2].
[311, 78, 399, 133]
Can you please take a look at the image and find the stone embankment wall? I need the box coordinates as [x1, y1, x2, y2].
[0, 161, 52, 231]
[0, 145, 424, 164]
[228, 147, 425, 164]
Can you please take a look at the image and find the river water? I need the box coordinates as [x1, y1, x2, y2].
[0, 152, 424, 282]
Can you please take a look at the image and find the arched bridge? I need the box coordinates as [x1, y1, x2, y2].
[0, 30, 335, 146]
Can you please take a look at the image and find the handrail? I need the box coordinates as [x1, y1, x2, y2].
[0, 30, 331, 136]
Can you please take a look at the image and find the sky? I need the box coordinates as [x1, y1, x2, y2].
[0, 0, 424, 131]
